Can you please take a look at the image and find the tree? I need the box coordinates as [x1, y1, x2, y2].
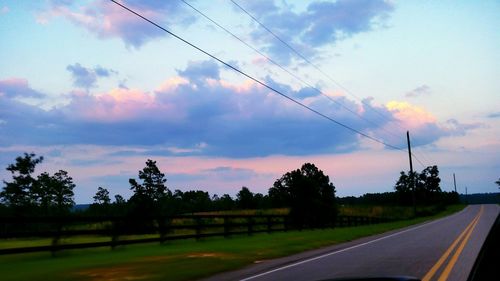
[129, 159, 170, 217]
[236, 186, 255, 209]
[49, 170, 76, 213]
[0, 153, 43, 207]
[129, 159, 169, 203]
[496, 178, 500, 189]
[35, 172, 56, 211]
[179, 190, 212, 213]
[269, 163, 337, 227]
[212, 194, 234, 211]
[418, 165, 441, 203]
[36, 170, 75, 214]
[395, 166, 444, 205]
[93, 187, 111, 205]
[395, 171, 411, 194]
[253, 193, 270, 209]
[114, 194, 126, 204]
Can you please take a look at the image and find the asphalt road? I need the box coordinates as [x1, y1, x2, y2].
[202, 205, 499, 281]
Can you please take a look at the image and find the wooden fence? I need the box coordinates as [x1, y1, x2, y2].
[0, 214, 389, 255]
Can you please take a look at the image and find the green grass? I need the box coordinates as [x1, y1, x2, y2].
[0, 205, 465, 281]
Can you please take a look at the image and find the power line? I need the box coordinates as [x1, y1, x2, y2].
[180, 0, 404, 143]
[109, 0, 406, 151]
[229, 0, 409, 136]
[411, 152, 426, 169]
[230, 0, 431, 168]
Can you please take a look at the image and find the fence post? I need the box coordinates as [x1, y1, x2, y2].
[158, 217, 169, 244]
[111, 218, 119, 250]
[51, 221, 62, 257]
[223, 216, 230, 238]
[247, 217, 253, 236]
[267, 216, 272, 233]
[195, 217, 202, 241]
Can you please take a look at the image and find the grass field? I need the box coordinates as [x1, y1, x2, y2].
[0, 205, 465, 281]
[337, 204, 442, 219]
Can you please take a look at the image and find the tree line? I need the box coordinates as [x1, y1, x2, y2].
[1, 153, 466, 227]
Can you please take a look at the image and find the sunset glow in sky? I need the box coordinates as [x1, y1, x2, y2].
[1, 0, 499, 203]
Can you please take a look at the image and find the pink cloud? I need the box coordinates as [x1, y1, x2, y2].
[62, 88, 181, 122]
[4, 60, 480, 163]
[39, 1, 190, 48]
[0, 78, 45, 98]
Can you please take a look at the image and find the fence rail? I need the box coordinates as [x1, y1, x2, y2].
[0, 214, 389, 255]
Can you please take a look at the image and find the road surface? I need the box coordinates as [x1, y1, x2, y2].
[202, 205, 499, 281]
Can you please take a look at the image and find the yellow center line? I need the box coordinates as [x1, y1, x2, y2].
[437, 206, 483, 281]
[422, 206, 483, 281]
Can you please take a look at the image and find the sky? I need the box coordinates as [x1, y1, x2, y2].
[0, 0, 499, 203]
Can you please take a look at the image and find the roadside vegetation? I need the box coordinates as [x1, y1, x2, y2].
[1, 153, 459, 221]
[0, 204, 464, 281]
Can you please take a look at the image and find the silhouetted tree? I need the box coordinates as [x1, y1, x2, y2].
[417, 165, 441, 203]
[212, 194, 235, 210]
[395, 171, 412, 194]
[35, 170, 75, 215]
[93, 187, 111, 205]
[253, 193, 270, 209]
[395, 170, 421, 205]
[236, 186, 255, 209]
[129, 159, 170, 218]
[34, 172, 55, 211]
[89, 187, 112, 216]
[180, 190, 211, 213]
[395, 166, 446, 206]
[268, 179, 291, 208]
[0, 153, 43, 209]
[105, 194, 127, 216]
[129, 159, 170, 203]
[496, 178, 500, 189]
[49, 170, 76, 214]
[114, 194, 126, 204]
[269, 163, 337, 227]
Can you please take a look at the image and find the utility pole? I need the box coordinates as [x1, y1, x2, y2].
[453, 173, 457, 193]
[407, 131, 417, 216]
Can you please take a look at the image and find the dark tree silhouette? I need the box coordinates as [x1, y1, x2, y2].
[129, 159, 170, 203]
[394, 170, 417, 205]
[253, 193, 270, 209]
[0, 153, 43, 208]
[114, 194, 126, 204]
[236, 186, 255, 209]
[395, 165, 448, 206]
[49, 170, 76, 213]
[36, 170, 75, 214]
[89, 186, 112, 215]
[269, 163, 337, 227]
[129, 159, 170, 218]
[35, 172, 55, 210]
[417, 165, 441, 203]
[93, 187, 111, 205]
[180, 190, 211, 213]
[212, 194, 235, 211]
[496, 178, 500, 188]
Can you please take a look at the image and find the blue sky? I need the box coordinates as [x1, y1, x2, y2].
[0, 0, 499, 203]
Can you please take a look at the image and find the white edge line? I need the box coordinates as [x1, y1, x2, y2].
[239, 207, 470, 281]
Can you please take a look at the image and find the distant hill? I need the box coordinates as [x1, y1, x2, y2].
[460, 193, 500, 204]
[72, 204, 91, 212]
